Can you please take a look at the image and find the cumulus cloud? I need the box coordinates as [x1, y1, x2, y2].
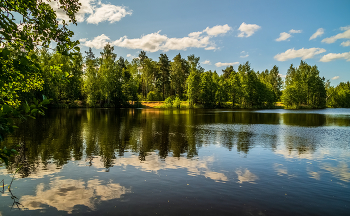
[188, 31, 203, 38]
[237, 22, 261, 37]
[203, 24, 232, 36]
[279, 74, 286, 78]
[322, 26, 350, 44]
[276, 32, 292, 41]
[79, 34, 110, 49]
[289, 29, 302, 33]
[320, 51, 350, 62]
[86, 3, 132, 24]
[240, 51, 249, 58]
[126, 54, 138, 59]
[274, 48, 326, 61]
[332, 76, 340, 80]
[205, 46, 216, 50]
[162, 36, 211, 52]
[276, 29, 302, 41]
[112, 31, 168, 52]
[309, 28, 325, 40]
[215, 62, 239, 67]
[202, 60, 211, 65]
[80, 24, 232, 52]
[340, 26, 350, 31]
[47, 0, 132, 24]
[341, 40, 350, 47]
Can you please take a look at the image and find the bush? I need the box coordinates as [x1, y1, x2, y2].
[147, 91, 161, 101]
[164, 96, 173, 108]
[173, 97, 181, 108]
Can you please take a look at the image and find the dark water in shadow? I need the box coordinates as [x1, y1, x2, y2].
[1, 108, 350, 216]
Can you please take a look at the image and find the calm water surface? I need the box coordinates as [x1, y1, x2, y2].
[0, 108, 350, 216]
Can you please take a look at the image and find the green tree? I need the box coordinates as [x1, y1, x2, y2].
[0, 0, 81, 162]
[282, 61, 326, 108]
[199, 71, 216, 107]
[171, 53, 189, 99]
[228, 69, 242, 108]
[158, 54, 171, 100]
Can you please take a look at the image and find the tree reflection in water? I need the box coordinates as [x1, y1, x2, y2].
[1, 108, 349, 176]
[0, 108, 349, 215]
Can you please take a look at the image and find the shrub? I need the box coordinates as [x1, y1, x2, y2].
[147, 91, 161, 101]
[173, 97, 181, 108]
[164, 96, 173, 108]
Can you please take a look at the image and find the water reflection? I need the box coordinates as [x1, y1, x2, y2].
[86, 154, 228, 182]
[2, 109, 350, 172]
[0, 109, 349, 215]
[321, 162, 350, 182]
[235, 168, 259, 184]
[20, 177, 130, 213]
[273, 163, 296, 178]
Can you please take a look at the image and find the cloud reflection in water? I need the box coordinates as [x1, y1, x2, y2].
[20, 177, 130, 213]
[88, 154, 229, 182]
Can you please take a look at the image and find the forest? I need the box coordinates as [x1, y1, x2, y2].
[3, 43, 349, 111]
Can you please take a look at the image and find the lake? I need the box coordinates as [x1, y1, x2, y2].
[1, 108, 350, 216]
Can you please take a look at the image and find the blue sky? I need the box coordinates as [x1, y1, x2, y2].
[53, 0, 350, 85]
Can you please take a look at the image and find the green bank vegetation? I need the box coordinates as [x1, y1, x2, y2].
[5, 45, 348, 110]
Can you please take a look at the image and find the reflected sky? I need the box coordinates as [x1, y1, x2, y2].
[20, 178, 130, 213]
[1, 108, 350, 215]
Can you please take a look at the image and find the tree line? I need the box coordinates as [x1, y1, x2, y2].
[5, 43, 348, 109]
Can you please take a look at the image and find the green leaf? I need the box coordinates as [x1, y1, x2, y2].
[31, 109, 38, 115]
[42, 99, 50, 105]
[23, 102, 30, 113]
[2, 104, 12, 113]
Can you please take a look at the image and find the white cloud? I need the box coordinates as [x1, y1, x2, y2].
[341, 40, 350, 47]
[203, 24, 232, 36]
[162, 36, 211, 52]
[47, 0, 132, 24]
[202, 60, 211, 65]
[237, 22, 261, 37]
[332, 76, 340, 80]
[205, 46, 216, 50]
[276, 32, 292, 41]
[112, 31, 168, 52]
[340, 26, 350, 31]
[79, 34, 110, 49]
[274, 48, 326, 61]
[322, 27, 350, 44]
[309, 28, 324, 40]
[86, 3, 132, 24]
[215, 62, 239, 67]
[320, 51, 350, 62]
[81, 24, 232, 52]
[188, 31, 203, 38]
[289, 29, 302, 33]
[126, 54, 138, 59]
[240, 51, 249, 58]
[276, 29, 302, 41]
[279, 74, 286, 78]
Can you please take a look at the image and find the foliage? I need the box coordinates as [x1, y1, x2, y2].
[326, 81, 350, 108]
[147, 91, 161, 101]
[173, 97, 181, 108]
[164, 97, 174, 108]
[0, 0, 81, 163]
[282, 61, 326, 109]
